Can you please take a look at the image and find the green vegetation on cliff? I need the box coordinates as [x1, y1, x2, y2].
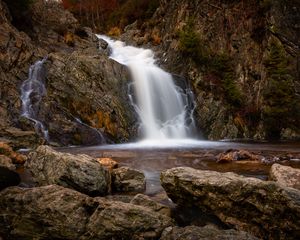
[263, 40, 298, 139]
[179, 22, 244, 109]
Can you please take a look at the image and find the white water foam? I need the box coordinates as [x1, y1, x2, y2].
[97, 35, 196, 142]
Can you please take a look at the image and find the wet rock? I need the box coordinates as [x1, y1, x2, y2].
[112, 167, 146, 193]
[45, 47, 137, 145]
[97, 157, 118, 171]
[98, 38, 108, 49]
[269, 163, 300, 190]
[161, 225, 259, 240]
[0, 185, 173, 240]
[217, 149, 260, 163]
[0, 167, 20, 190]
[161, 167, 300, 239]
[130, 193, 171, 216]
[26, 145, 109, 196]
[83, 198, 173, 240]
[1, 127, 41, 150]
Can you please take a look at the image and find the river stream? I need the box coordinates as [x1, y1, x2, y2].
[58, 140, 300, 196]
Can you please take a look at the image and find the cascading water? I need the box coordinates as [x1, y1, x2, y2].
[20, 57, 49, 141]
[97, 35, 196, 141]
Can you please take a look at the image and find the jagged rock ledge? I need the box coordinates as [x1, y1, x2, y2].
[161, 167, 300, 239]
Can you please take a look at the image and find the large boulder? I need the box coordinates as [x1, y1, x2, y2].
[269, 163, 300, 190]
[0, 185, 92, 239]
[161, 167, 300, 239]
[26, 145, 109, 196]
[83, 197, 173, 240]
[0, 185, 173, 240]
[161, 225, 258, 240]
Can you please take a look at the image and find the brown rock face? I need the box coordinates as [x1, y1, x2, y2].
[269, 163, 300, 190]
[161, 167, 300, 239]
[134, 0, 300, 140]
[0, 185, 173, 240]
[0, 0, 137, 146]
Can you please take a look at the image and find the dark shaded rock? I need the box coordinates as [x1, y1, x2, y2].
[0, 185, 174, 240]
[0, 166, 20, 190]
[130, 193, 171, 216]
[82, 198, 174, 240]
[161, 225, 259, 240]
[269, 163, 300, 190]
[161, 167, 300, 239]
[112, 166, 146, 193]
[25, 145, 109, 196]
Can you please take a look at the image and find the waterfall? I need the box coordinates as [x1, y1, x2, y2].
[97, 35, 195, 140]
[20, 57, 49, 141]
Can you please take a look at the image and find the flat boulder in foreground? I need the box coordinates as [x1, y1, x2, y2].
[26, 145, 109, 196]
[161, 167, 300, 239]
[0, 185, 173, 240]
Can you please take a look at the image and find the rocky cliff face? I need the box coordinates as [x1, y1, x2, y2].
[0, 0, 136, 147]
[128, 0, 300, 140]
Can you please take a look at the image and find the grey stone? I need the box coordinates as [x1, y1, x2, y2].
[0, 185, 174, 240]
[26, 145, 109, 196]
[112, 167, 146, 193]
[161, 167, 300, 239]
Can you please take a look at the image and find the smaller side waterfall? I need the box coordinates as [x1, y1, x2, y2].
[20, 57, 49, 141]
[74, 117, 106, 144]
